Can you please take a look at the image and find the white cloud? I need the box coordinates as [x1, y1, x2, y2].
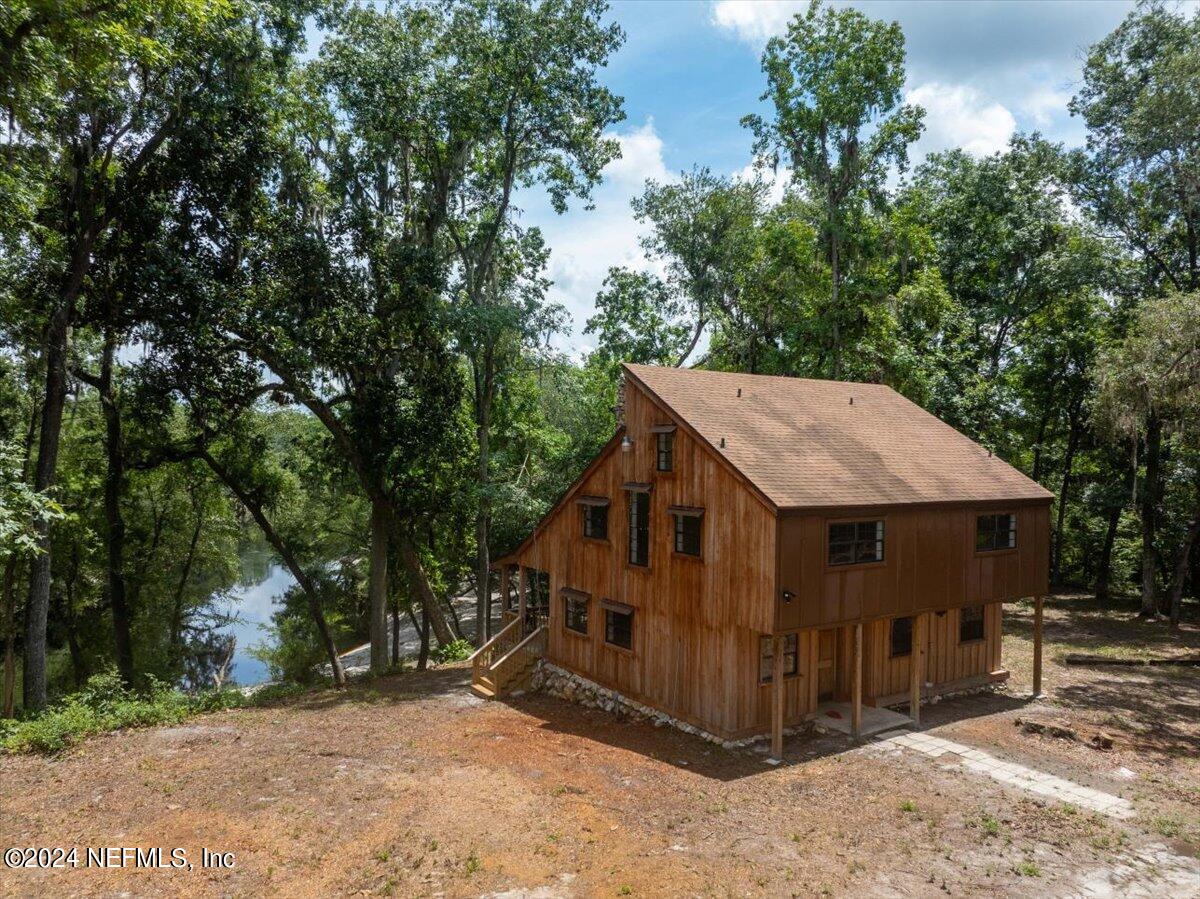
[906, 82, 1016, 159]
[734, 161, 791, 206]
[521, 120, 674, 355]
[603, 120, 670, 188]
[1019, 83, 1073, 128]
[710, 0, 803, 45]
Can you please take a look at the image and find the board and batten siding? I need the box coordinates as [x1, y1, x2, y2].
[514, 377, 777, 739]
[775, 502, 1051, 632]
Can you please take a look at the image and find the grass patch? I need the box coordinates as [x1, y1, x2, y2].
[899, 800, 917, 813]
[1014, 860, 1041, 877]
[0, 671, 306, 755]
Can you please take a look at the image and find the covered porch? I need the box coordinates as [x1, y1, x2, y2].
[767, 597, 1044, 760]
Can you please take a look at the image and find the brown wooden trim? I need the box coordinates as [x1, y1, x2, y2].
[601, 598, 634, 615]
[667, 505, 705, 517]
[622, 481, 652, 492]
[648, 423, 677, 434]
[559, 586, 590, 600]
[575, 495, 610, 507]
[780, 497, 1052, 517]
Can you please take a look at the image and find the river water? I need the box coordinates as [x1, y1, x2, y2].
[221, 548, 296, 686]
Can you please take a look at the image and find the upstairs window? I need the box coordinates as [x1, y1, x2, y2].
[670, 506, 703, 556]
[759, 634, 798, 683]
[890, 616, 913, 657]
[959, 605, 985, 643]
[603, 601, 634, 650]
[828, 520, 884, 566]
[562, 590, 589, 635]
[656, 431, 674, 471]
[579, 498, 609, 540]
[976, 513, 1016, 552]
[626, 488, 650, 566]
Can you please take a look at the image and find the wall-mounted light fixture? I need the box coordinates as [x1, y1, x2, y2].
[781, 590, 795, 603]
[621, 435, 633, 453]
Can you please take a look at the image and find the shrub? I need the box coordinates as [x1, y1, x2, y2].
[431, 638, 473, 664]
[1, 670, 250, 755]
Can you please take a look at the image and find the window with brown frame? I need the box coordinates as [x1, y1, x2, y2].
[890, 616, 913, 657]
[828, 520, 884, 566]
[563, 592, 589, 635]
[656, 431, 674, 471]
[582, 503, 608, 539]
[604, 603, 634, 649]
[759, 634, 798, 683]
[976, 512, 1016, 551]
[627, 490, 649, 566]
[959, 605, 985, 643]
[671, 507, 703, 556]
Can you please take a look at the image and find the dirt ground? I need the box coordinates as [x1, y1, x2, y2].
[1, 595, 1198, 897]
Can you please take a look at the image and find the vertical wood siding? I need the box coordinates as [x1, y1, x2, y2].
[776, 504, 1050, 631]
[514, 379, 777, 738]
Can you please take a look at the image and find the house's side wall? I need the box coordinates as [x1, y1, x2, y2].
[776, 502, 1051, 632]
[515, 378, 777, 738]
[864, 602, 1004, 699]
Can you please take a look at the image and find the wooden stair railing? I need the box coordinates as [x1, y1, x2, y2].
[471, 622, 546, 699]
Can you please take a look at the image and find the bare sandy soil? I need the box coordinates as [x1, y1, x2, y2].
[1, 595, 1197, 897]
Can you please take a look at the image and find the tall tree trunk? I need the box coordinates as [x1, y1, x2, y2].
[470, 344, 499, 647]
[23, 302, 72, 712]
[98, 331, 134, 685]
[391, 594, 401, 667]
[1051, 407, 1082, 587]
[474, 367, 493, 646]
[199, 451, 345, 686]
[829, 225, 842, 380]
[396, 533, 454, 646]
[62, 546, 86, 689]
[418, 598, 430, 671]
[368, 497, 390, 673]
[1, 559, 16, 718]
[1168, 478, 1200, 628]
[3, 400, 38, 716]
[1140, 413, 1162, 617]
[168, 496, 204, 667]
[1095, 453, 1135, 604]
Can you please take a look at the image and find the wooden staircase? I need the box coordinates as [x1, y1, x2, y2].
[470, 617, 546, 699]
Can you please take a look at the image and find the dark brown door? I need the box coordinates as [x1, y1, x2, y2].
[817, 629, 836, 701]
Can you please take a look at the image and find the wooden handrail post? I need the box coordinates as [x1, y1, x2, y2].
[770, 633, 784, 761]
[1033, 595, 1044, 698]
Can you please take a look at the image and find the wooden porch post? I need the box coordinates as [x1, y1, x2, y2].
[851, 622, 863, 740]
[1033, 595, 1044, 698]
[770, 633, 784, 761]
[517, 566, 527, 630]
[909, 613, 924, 726]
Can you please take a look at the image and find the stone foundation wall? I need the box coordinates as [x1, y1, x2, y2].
[531, 661, 811, 750]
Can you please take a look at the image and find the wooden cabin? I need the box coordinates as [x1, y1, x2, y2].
[473, 364, 1051, 756]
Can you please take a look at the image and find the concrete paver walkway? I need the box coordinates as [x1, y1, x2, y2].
[880, 730, 1135, 818]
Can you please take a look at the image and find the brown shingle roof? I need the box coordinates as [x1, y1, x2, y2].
[624, 364, 1053, 510]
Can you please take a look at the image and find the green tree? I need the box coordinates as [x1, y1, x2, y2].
[1093, 291, 1200, 625]
[1071, 1, 1200, 614]
[743, 0, 924, 378]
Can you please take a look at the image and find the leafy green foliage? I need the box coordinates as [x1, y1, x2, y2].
[432, 638, 474, 665]
[0, 670, 248, 754]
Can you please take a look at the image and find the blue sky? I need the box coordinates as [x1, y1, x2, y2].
[518, 0, 1166, 356]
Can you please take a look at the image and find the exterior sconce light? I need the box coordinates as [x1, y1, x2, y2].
[781, 590, 795, 603]
[621, 435, 633, 453]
